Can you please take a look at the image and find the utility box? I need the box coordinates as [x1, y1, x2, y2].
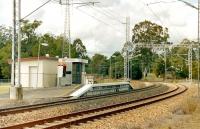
[57, 58, 88, 86]
[85, 75, 94, 84]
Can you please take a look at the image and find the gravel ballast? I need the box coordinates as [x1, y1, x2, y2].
[69, 83, 195, 129]
[0, 84, 168, 127]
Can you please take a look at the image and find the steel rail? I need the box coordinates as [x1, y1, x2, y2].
[1, 84, 186, 129]
[0, 84, 160, 116]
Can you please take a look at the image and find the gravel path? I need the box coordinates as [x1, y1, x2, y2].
[0, 84, 168, 128]
[69, 83, 193, 129]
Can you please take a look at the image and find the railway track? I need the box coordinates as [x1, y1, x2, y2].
[1, 84, 187, 129]
[0, 84, 161, 116]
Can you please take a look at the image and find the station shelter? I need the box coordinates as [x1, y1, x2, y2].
[57, 58, 88, 86]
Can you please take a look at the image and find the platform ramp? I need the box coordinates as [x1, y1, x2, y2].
[69, 82, 133, 99]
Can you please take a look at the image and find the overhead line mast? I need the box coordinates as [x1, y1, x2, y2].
[123, 16, 130, 81]
[146, 0, 199, 92]
[59, 0, 99, 58]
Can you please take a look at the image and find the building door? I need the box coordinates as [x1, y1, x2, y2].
[29, 66, 38, 88]
[72, 63, 82, 84]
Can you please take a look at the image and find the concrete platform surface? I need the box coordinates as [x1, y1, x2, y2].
[0, 85, 80, 109]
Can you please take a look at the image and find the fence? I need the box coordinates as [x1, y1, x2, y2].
[0, 79, 11, 86]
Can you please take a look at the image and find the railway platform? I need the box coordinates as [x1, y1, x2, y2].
[0, 85, 80, 108]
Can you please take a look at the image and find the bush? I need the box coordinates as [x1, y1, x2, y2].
[131, 64, 142, 80]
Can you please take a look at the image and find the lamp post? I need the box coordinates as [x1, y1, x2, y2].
[36, 42, 48, 88]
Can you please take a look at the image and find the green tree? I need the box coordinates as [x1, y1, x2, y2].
[89, 54, 108, 75]
[168, 39, 192, 79]
[131, 61, 143, 80]
[71, 39, 87, 58]
[0, 43, 11, 78]
[21, 20, 42, 57]
[0, 26, 12, 48]
[153, 57, 165, 78]
[131, 20, 169, 78]
[0, 26, 12, 78]
[110, 51, 124, 78]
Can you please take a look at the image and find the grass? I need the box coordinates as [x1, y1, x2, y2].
[0, 85, 10, 94]
[181, 97, 199, 114]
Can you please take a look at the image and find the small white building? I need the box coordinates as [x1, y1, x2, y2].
[57, 58, 88, 86]
[17, 57, 58, 88]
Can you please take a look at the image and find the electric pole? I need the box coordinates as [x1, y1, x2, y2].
[11, 0, 16, 87]
[124, 16, 130, 81]
[17, 0, 22, 87]
[59, 0, 99, 58]
[10, 0, 23, 100]
[198, 0, 200, 97]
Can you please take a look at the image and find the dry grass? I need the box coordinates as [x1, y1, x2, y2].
[116, 123, 142, 129]
[180, 97, 199, 114]
[0, 86, 9, 94]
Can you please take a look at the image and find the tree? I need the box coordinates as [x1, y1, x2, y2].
[110, 51, 124, 78]
[153, 57, 165, 78]
[131, 61, 143, 80]
[131, 20, 169, 78]
[0, 20, 89, 78]
[132, 20, 169, 44]
[168, 39, 193, 79]
[71, 39, 87, 58]
[89, 54, 108, 75]
[0, 26, 12, 48]
[0, 43, 11, 78]
[0, 26, 12, 78]
[21, 20, 42, 57]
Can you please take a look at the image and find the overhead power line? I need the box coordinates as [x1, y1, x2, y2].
[78, 0, 124, 24]
[147, 0, 198, 10]
[141, 0, 164, 25]
[75, 7, 122, 32]
[147, 0, 177, 6]
[21, 0, 53, 20]
[177, 0, 198, 10]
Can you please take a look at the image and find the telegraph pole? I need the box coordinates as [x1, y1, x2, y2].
[10, 0, 23, 100]
[198, 0, 200, 97]
[17, 0, 22, 88]
[11, 0, 16, 87]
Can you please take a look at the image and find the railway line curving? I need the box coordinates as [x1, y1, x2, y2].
[0, 84, 160, 116]
[0, 84, 187, 129]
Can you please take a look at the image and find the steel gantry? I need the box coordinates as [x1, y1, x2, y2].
[122, 42, 198, 83]
[58, 0, 99, 58]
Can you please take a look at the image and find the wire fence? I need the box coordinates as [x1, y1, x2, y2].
[0, 79, 11, 86]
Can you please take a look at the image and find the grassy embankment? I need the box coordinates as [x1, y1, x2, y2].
[0, 84, 10, 94]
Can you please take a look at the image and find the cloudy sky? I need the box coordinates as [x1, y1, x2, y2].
[0, 0, 198, 57]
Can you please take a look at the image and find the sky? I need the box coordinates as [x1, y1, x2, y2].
[0, 0, 198, 57]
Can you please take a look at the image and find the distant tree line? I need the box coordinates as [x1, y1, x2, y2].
[0, 20, 197, 80]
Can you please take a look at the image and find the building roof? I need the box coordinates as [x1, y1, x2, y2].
[20, 56, 58, 62]
[60, 58, 88, 64]
[8, 56, 58, 64]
